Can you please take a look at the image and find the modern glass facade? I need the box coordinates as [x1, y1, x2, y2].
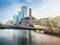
[13, 6, 28, 24]
[21, 6, 28, 18]
[18, 11, 23, 22]
[13, 15, 18, 24]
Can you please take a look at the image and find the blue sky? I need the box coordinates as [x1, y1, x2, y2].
[0, 0, 60, 23]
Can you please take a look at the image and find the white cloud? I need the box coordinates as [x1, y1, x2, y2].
[32, 0, 60, 19]
[26, 0, 42, 4]
[0, 30, 13, 40]
[1, 0, 60, 23]
[0, 2, 22, 23]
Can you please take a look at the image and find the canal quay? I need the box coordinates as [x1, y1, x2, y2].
[0, 29, 60, 45]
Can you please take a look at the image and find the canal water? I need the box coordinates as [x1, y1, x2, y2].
[0, 29, 60, 45]
[0, 29, 30, 45]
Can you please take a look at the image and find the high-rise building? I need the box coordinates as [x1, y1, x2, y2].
[13, 15, 18, 24]
[21, 6, 28, 18]
[18, 11, 23, 22]
[20, 8, 36, 27]
[13, 6, 28, 24]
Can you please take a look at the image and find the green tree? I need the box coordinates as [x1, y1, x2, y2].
[0, 23, 4, 27]
[36, 20, 41, 25]
[53, 22, 57, 28]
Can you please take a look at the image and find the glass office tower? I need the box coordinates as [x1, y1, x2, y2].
[21, 6, 28, 18]
[18, 11, 23, 22]
[13, 6, 28, 24]
[13, 15, 18, 24]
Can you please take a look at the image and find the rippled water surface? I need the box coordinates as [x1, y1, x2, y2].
[0, 29, 60, 45]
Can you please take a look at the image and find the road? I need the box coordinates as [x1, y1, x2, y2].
[31, 31, 60, 45]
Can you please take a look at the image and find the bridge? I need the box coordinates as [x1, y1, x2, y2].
[0, 25, 48, 31]
[0, 26, 47, 30]
[0, 25, 60, 35]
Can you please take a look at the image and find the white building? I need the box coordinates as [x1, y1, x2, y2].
[6, 20, 13, 25]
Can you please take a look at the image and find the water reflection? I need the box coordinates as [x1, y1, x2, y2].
[0, 29, 60, 45]
[0, 29, 29, 45]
